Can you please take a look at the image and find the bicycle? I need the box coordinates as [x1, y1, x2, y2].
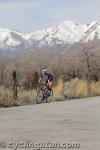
[36, 83, 53, 104]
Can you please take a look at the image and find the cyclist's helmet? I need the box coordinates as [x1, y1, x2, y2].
[41, 69, 48, 75]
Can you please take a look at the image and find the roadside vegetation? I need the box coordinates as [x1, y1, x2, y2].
[0, 78, 100, 108]
[0, 43, 100, 107]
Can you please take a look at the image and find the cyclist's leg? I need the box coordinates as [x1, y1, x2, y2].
[47, 80, 53, 96]
[48, 80, 53, 89]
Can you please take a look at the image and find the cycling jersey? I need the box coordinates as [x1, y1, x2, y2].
[40, 73, 53, 85]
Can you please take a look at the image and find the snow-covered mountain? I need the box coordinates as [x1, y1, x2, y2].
[0, 20, 100, 52]
[29, 21, 87, 46]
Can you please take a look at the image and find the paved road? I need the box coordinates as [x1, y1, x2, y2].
[0, 97, 100, 150]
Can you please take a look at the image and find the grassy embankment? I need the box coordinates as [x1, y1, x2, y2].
[0, 78, 100, 107]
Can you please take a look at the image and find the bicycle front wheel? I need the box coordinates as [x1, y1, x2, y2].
[36, 89, 44, 104]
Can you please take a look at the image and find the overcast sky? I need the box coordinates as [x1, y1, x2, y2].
[0, 0, 100, 33]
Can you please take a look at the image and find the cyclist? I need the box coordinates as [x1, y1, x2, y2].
[38, 69, 53, 96]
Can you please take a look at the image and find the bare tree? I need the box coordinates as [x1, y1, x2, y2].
[79, 42, 100, 93]
[0, 64, 5, 85]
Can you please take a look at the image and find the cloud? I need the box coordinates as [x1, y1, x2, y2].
[0, 0, 47, 6]
[0, 0, 48, 32]
[0, 0, 44, 3]
[0, 0, 46, 11]
[0, 0, 100, 32]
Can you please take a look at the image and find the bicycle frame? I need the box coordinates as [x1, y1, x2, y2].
[36, 83, 53, 104]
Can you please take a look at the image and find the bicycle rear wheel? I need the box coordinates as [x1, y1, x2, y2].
[36, 89, 45, 104]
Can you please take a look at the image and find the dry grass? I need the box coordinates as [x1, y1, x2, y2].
[75, 79, 88, 97]
[91, 81, 100, 96]
[53, 79, 64, 98]
[17, 89, 37, 105]
[0, 86, 37, 107]
[0, 86, 18, 107]
[63, 78, 88, 98]
[55, 78, 100, 99]
[0, 78, 100, 107]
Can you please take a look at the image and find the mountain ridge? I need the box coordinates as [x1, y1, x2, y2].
[0, 20, 100, 52]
